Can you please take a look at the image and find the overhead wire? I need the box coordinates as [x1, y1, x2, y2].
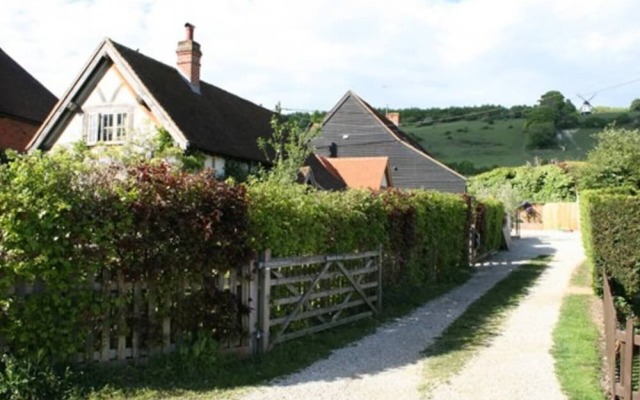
[277, 75, 640, 126]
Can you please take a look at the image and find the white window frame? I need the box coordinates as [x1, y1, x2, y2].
[85, 107, 132, 145]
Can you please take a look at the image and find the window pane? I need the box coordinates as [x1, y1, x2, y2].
[87, 112, 127, 143]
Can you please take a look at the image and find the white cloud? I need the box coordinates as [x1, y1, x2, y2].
[3, 0, 640, 111]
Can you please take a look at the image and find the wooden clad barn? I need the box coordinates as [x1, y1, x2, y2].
[314, 91, 466, 193]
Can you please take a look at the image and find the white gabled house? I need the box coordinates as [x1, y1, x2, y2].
[28, 23, 274, 176]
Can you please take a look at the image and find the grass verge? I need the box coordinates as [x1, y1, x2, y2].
[420, 255, 550, 395]
[76, 276, 470, 399]
[551, 262, 605, 400]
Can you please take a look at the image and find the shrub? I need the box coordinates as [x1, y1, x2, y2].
[469, 164, 576, 204]
[580, 115, 607, 129]
[527, 122, 556, 149]
[579, 127, 640, 190]
[0, 352, 78, 400]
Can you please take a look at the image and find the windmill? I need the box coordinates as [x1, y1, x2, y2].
[577, 93, 596, 115]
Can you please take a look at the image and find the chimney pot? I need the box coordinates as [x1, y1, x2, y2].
[185, 22, 195, 40]
[386, 112, 400, 127]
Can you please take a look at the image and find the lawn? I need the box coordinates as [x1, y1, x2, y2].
[551, 262, 605, 400]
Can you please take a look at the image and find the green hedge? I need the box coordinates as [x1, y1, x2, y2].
[248, 184, 472, 287]
[0, 152, 494, 365]
[247, 182, 387, 256]
[580, 188, 640, 305]
[475, 198, 505, 255]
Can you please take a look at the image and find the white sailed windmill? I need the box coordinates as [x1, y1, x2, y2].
[577, 93, 596, 115]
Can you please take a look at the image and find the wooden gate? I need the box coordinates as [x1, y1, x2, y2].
[256, 248, 382, 352]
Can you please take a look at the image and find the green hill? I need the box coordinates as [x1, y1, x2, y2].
[402, 113, 639, 173]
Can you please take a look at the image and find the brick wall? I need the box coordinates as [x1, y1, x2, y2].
[0, 115, 39, 151]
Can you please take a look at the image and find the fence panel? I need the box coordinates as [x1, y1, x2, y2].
[603, 274, 640, 399]
[518, 202, 579, 231]
[4, 267, 255, 365]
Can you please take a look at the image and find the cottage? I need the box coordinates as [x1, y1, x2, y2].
[0, 47, 57, 152]
[28, 23, 273, 177]
[314, 91, 466, 192]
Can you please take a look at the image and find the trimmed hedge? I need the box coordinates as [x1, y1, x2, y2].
[247, 182, 387, 256]
[0, 152, 504, 367]
[580, 188, 640, 304]
[248, 184, 473, 287]
[474, 198, 505, 255]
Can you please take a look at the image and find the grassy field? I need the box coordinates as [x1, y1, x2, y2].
[403, 118, 600, 169]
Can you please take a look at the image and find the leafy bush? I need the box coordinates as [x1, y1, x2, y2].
[0, 352, 78, 400]
[0, 149, 484, 395]
[579, 127, 640, 190]
[580, 115, 607, 129]
[469, 164, 576, 203]
[527, 122, 557, 149]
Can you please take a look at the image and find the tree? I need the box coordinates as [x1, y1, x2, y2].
[525, 90, 578, 149]
[527, 122, 557, 149]
[256, 104, 320, 184]
[579, 127, 640, 189]
[630, 98, 640, 112]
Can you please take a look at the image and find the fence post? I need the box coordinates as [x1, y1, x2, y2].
[622, 318, 634, 400]
[258, 250, 271, 354]
[377, 244, 383, 314]
[603, 275, 617, 397]
[244, 261, 258, 355]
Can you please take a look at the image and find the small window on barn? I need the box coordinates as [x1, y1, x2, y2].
[86, 112, 128, 144]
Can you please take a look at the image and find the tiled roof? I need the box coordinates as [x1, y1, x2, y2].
[319, 156, 390, 190]
[0, 47, 56, 123]
[302, 153, 347, 190]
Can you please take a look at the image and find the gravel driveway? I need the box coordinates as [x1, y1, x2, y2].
[238, 231, 584, 400]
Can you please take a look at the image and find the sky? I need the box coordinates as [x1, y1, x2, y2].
[3, 0, 640, 113]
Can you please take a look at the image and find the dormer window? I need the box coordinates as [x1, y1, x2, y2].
[86, 112, 129, 144]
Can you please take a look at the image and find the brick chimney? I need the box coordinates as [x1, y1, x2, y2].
[386, 112, 400, 126]
[176, 22, 202, 92]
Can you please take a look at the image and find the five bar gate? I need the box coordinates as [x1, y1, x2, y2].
[255, 248, 382, 353]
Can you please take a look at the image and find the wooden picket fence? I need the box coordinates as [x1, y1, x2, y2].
[6, 266, 253, 363]
[3, 248, 382, 363]
[603, 274, 640, 399]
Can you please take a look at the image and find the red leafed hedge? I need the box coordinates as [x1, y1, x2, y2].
[0, 153, 252, 361]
